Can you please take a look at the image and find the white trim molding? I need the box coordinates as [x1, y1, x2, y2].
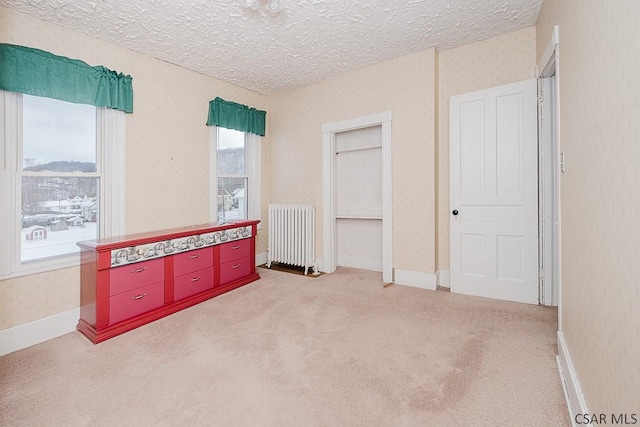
[208, 126, 218, 222]
[247, 132, 262, 229]
[322, 111, 393, 283]
[0, 308, 80, 356]
[537, 24, 563, 316]
[99, 108, 126, 239]
[0, 91, 18, 278]
[255, 251, 267, 267]
[536, 25, 560, 78]
[557, 331, 589, 423]
[436, 270, 450, 288]
[394, 269, 437, 290]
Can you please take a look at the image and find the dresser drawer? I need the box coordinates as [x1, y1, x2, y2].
[220, 257, 251, 285]
[174, 267, 214, 301]
[219, 239, 251, 264]
[173, 247, 213, 277]
[109, 281, 164, 325]
[110, 258, 164, 296]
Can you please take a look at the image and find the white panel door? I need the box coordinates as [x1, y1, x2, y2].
[450, 79, 538, 304]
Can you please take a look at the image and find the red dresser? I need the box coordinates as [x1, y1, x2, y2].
[77, 220, 260, 343]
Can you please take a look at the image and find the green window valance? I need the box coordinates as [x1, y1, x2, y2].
[206, 97, 266, 136]
[0, 43, 133, 113]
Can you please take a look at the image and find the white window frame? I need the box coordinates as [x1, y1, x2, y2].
[208, 126, 261, 227]
[0, 90, 125, 279]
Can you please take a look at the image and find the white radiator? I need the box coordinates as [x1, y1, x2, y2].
[267, 204, 316, 275]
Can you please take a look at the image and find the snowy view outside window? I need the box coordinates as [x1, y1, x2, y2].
[20, 95, 98, 262]
[217, 127, 248, 221]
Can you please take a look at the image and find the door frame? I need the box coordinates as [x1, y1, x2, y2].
[537, 25, 562, 314]
[322, 111, 393, 283]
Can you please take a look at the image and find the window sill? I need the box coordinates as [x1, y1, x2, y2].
[0, 254, 81, 281]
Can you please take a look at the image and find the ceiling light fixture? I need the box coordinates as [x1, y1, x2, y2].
[244, 0, 281, 15]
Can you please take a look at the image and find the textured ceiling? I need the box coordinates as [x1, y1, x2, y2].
[0, 0, 543, 94]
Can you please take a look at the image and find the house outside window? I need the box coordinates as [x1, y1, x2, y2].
[0, 91, 125, 278]
[217, 127, 247, 221]
[209, 126, 261, 225]
[19, 95, 99, 263]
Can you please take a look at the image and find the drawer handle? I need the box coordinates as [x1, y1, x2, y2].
[189, 254, 200, 259]
[189, 276, 202, 282]
[130, 293, 147, 300]
[232, 245, 240, 250]
[132, 267, 147, 273]
[232, 264, 242, 269]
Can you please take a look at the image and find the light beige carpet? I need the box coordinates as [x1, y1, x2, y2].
[0, 268, 569, 426]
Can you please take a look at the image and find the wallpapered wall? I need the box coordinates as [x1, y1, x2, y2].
[268, 49, 437, 274]
[266, 27, 537, 275]
[436, 27, 536, 271]
[536, 0, 640, 413]
[3, 0, 638, 416]
[0, 6, 269, 330]
[0, 6, 537, 331]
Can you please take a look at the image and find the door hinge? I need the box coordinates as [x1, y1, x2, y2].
[537, 78, 544, 104]
[538, 268, 545, 305]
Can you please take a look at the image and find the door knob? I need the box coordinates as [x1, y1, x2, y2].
[452, 210, 459, 216]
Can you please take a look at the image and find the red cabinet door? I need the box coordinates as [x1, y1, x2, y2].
[109, 281, 164, 324]
[110, 258, 164, 296]
[173, 247, 213, 277]
[174, 267, 214, 301]
[219, 240, 251, 264]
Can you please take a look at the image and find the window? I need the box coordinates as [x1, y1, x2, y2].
[0, 91, 125, 278]
[20, 95, 99, 262]
[209, 126, 261, 225]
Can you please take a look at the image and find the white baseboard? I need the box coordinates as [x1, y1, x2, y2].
[315, 258, 324, 272]
[0, 308, 80, 356]
[337, 255, 382, 273]
[557, 331, 589, 424]
[437, 270, 450, 288]
[256, 251, 267, 267]
[260, 252, 321, 274]
[393, 269, 437, 290]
